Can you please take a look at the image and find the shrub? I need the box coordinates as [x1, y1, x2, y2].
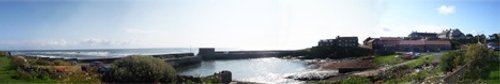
[60, 71, 102, 83]
[53, 60, 70, 66]
[105, 56, 176, 83]
[14, 68, 51, 80]
[15, 69, 34, 80]
[439, 51, 465, 72]
[33, 60, 53, 66]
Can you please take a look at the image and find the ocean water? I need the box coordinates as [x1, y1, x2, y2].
[178, 57, 333, 84]
[8, 48, 200, 60]
[9, 48, 332, 83]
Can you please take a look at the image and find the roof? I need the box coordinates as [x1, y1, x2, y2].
[336, 36, 358, 40]
[410, 32, 438, 35]
[380, 37, 403, 40]
[425, 40, 451, 45]
[399, 40, 450, 45]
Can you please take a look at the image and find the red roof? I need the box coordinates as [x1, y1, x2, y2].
[399, 40, 425, 45]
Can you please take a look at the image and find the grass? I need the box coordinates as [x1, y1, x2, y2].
[0, 55, 58, 83]
[374, 55, 403, 66]
[486, 57, 500, 84]
[405, 54, 435, 68]
[383, 67, 442, 84]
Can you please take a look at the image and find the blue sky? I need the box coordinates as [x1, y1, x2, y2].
[0, 0, 499, 50]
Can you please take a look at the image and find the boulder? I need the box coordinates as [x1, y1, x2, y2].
[218, 70, 232, 83]
[12, 56, 29, 67]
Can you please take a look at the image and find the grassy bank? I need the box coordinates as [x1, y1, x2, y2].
[405, 54, 435, 68]
[0, 55, 58, 83]
[487, 61, 500, 83]
[373, 55, 403, 66]
[486, 51, 500, 83]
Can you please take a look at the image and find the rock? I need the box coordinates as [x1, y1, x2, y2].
[12, 56, 29, 67]
[218, 70, 232, 83]
[285, 70, 338, 81]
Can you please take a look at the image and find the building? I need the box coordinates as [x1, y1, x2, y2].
[319, 36, 358, 47]
[487, 42, 500, 51]
[438, 29, 466, 40]
[318, 39, 337, 47]
[365, 37, 451, 54]
[364, 37, 403, 55]
[408, 32, 438, 40]
[398, 40, 451, 52]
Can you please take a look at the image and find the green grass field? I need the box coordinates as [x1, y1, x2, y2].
[0, 55, 57, 83]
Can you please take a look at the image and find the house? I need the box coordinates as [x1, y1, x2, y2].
[318, 39, 337, 47]
[408, 32, 438, 40]
[319, 36, 358, 47]
[438, 29, 466, 40]
[365, 37, 403, 55]
[487, 42, 500, 51]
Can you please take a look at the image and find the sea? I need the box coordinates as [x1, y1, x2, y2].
[8, 48, 204, 60]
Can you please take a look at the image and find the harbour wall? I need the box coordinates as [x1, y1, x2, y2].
[198, 48, 298, 60]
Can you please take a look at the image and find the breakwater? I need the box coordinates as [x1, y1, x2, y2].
[198, 48, 298, 60]
[153, 53, 201, 67]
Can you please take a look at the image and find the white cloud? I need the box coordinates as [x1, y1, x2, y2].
[79, 38, 131, 46]
[39, 40, 68, 46]
[437, 5, 455, 15]
[0, 38, 132, 50]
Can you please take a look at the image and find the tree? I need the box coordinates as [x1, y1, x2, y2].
[474, 34, 487, 43]
[464, 44, 493, 65]
[488, 33, 500, 42]
[105, 56, 177, 83]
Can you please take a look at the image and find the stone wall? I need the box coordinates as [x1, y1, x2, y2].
[443, 65, 468, 83]
[164, 56, 201, 68]
[198, 48, 296, 60]
[152, 53, 195, 58]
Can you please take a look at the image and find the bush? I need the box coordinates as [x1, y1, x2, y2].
[53, 60, 70, 66]
[105, 56, 176, 83]
[60, 71, 102, 83]
[439, 51, 464, 72]
[32, 60, 53, 66]
[14, 68, 51, 80]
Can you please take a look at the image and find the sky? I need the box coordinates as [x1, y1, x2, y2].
[0, 0, 499, 50]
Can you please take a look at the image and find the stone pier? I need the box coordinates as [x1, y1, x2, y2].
[198, 48, 298, 60]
